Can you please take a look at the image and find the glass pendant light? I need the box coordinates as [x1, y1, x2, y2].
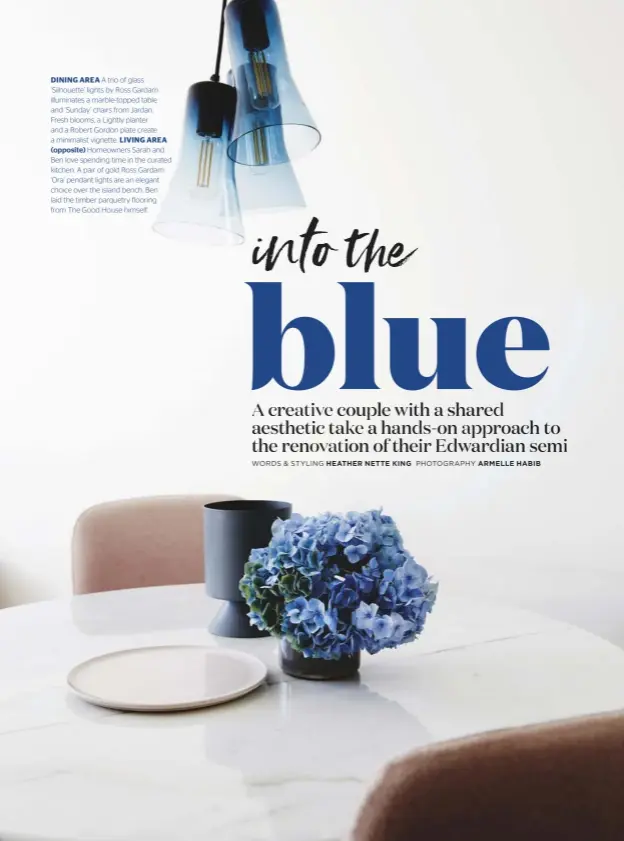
[153, 80, 244, 245]
[225, 71, 306, 214]
[226, 0, 321, 167]
[236, 159, 305, 213]
[153, 0, 244, 245]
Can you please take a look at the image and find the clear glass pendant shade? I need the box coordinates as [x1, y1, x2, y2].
[153, 81, 245, 245]
[235, 160, 305, 213]
[225, 71, 306, 214]
[226, 0, 321, 166]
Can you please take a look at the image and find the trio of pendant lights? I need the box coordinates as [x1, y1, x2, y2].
[153, 0, 320, 245]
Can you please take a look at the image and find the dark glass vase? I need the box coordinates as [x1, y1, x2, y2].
[204, 499, 292, 638]
[279, 639, 360, 681]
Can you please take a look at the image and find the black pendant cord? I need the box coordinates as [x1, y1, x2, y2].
[211, 0, 229, 82]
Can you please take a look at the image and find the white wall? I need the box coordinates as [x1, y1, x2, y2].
[1, 0, 623, 605]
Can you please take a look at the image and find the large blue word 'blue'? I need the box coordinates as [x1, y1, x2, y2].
[248, 282, 549, 391]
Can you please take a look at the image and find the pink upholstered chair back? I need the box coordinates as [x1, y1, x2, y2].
[72, 494, 241, 595]
[353, 711, 624, 841]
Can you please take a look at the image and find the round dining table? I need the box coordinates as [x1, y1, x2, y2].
[0, 584, 623, 841]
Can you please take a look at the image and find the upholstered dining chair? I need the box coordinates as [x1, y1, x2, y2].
[353, 711, 624, 841]
[72, 494, 241, 595]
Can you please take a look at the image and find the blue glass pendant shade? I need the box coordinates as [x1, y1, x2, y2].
[225, 70, 306, 213]
[153, 81, 245, 245]
[226, 0, 321, 166]
[235, 157, 306, 213]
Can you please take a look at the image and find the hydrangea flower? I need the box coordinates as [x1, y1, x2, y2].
[239, 509, 438, 660]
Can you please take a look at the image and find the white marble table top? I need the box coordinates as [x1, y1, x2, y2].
[0, 584, 623, 841]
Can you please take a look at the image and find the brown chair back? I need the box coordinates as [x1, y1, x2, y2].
[354, 712, 624, 841]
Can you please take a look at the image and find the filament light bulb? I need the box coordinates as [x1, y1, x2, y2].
[197, 137, 215, 188]
[249, 50, 273, 103]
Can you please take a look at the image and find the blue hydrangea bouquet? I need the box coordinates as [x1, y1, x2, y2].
[239, 509, 438, 677]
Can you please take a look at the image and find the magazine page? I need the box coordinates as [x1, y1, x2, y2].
[1, 0, 623, 839]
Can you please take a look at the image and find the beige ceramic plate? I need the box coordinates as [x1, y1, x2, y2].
[67, 645, 267, 712]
